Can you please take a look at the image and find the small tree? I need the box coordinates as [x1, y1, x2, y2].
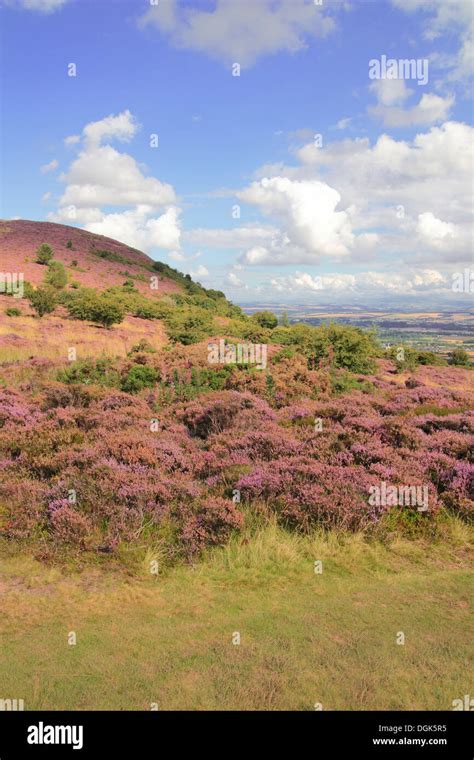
[252, 310, 278, 329]
[449, 348, 470, 367]
[28, 287, 57, 317]
[66, 240, 73, 249]
[45, 260, 67, 289]
[36, 243, 54, 265]
[89, 298, 124, 329]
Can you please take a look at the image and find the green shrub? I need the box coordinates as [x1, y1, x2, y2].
[66, 240, 73, 249]
[28, 287, 57, 317]
[57, 358, 121, 387]
[252, 310, 278, 329]
[65, 289, 124, 328]
[5, 307, 21, 317]
[35, 243, 54, 265]
[45, 260, 67, 289]
[449, 348, 470, 367]
[121, 365, 159, 393]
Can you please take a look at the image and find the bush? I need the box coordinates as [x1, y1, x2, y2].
[57, 358, 121, 388]
[45, 260, 67, 290]
[28, 287, 57, 317]
[5, 307, 21, 317]
[252, 310, 278, 329]
[449, 348, 470, 367]
[66, 240, 73, 249]
[121, 365, 159, 393]
[35, 243, 54, 265]
[65, 289, 124, 328]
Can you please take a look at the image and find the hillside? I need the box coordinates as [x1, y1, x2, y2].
[0, 219, 182, 295]
[0, 219, 235, 361]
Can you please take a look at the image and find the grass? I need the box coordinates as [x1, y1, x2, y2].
[0, 518, 472, 711]
[0, 308, 167, 366]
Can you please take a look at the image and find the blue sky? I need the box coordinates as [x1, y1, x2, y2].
[1, 0, 473, 305]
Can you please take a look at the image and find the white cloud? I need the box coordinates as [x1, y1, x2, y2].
[40, 159, 58, 173]
[368, 79, 454, 127]
[204, 120, 473, 276]
[139, 0, 339, 67]
[417, 211, 460, 248]
[64, 134, 80, 146]
[391, 0, 474, 84]
[225, 271, 245, 288]
[48, 110, 181, 254]
[82, 110, 139, 148]
[270, 268, 449, 295]
[82, 206, 182, 252]
[291, 120, 473, 263]
[190, 264, 210, 280]
[237, 177, 361, 264]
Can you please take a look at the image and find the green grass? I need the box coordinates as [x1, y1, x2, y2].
[0, 519, 472, 711]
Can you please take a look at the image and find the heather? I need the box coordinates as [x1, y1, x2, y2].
[0, 347, 472, 561]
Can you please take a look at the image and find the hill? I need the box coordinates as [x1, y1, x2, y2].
[0, 219, 182, 295]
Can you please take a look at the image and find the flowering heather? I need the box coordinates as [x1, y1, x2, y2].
[0, 353, 471, 555]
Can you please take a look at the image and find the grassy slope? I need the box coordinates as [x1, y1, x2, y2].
[0, 520, 472, 711]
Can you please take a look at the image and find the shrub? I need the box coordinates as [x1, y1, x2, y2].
[121, 365, 159, 393]
[252, 310, 278, 329]
[5, 307, 21, 317]
[57, 358, 121, 388]
[28, 287, 57, 317]
[66, 240, 73, 249]
[65, 289, 124, 328]
[35, 243, 54, 265]
[449, 348, 470, 367]
[45, 260, 67, 289]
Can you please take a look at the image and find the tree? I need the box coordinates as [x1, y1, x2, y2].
[36, 243, 54, 265]
[28, 287, 57, 317]
[252, 310, 278, 329]
[449, 348, 470, 367]
[45, 260, 67, 290]
[65, 289, 124, 328]
[66, 240, 73, 249]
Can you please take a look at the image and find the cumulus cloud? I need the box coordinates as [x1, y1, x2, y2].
[48, 110, 181, 254]
[291, 120, 473, 262]
[206, 119, 473, 277]
[139, 0, 339, 67]
[368, 79, 454, 127]
[237, 177, 361, 265]
[74, 206, 182, 253]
